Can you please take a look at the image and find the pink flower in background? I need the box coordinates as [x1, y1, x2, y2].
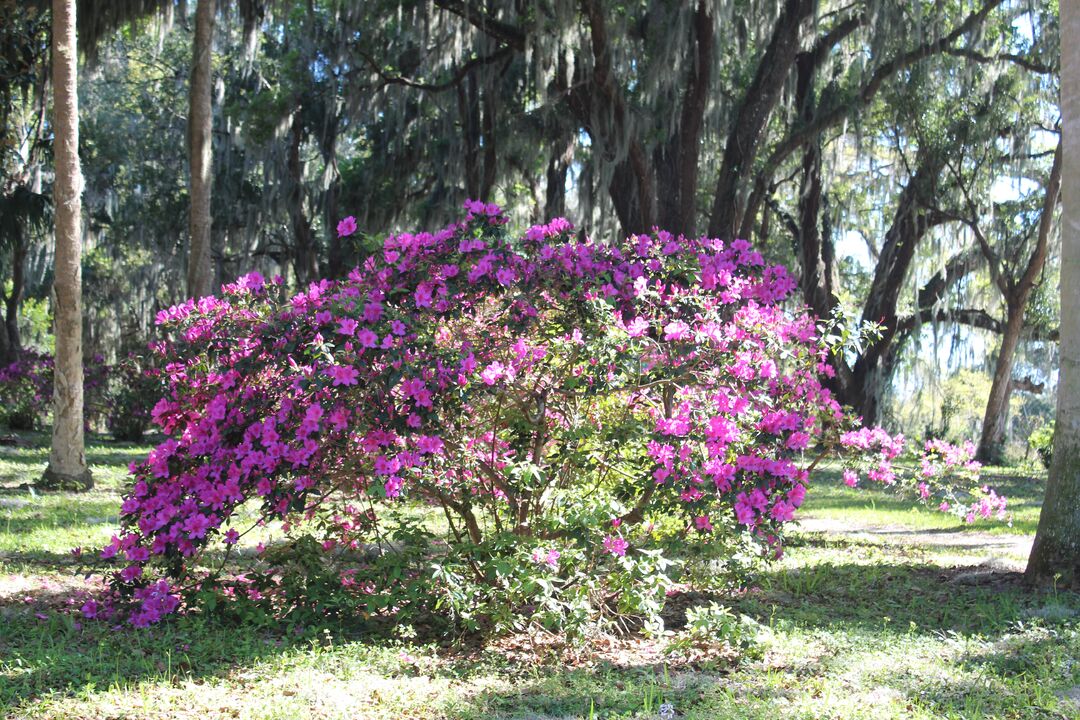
[734, 494, 755, 525]
[337, 216, 357, 237]
[531, 547, 561, 568]
[363, 302, 383, 323]
[356, 329, 379, 348]
[120, 564, 143, 582]
[625, 317, 649, 337]
[663, 320, 691, 341]
[788, 483, 807, 508]
[182, 513, 211, 539]
[770, 500, 795, 522]
[496, 267, 516, 286]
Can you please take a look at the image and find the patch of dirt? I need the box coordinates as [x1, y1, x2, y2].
[1056, 686, 1080, 708]
[0, 572, 99, 614]
[794, 516, 1033, 568]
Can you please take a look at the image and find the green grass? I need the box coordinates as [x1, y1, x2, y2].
[1, 436, 1077, 719]
[800, 463, 1048, 536]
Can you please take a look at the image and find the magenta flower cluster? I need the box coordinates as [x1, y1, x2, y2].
[0, 350, 110, 431]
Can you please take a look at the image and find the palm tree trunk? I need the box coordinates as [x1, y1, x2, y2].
[40, 0, 91, 491]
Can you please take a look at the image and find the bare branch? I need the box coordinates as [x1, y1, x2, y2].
[756, 0, 1006, 190]
[898, 307, 1003, 335]
[433, 0, 526, 51]
[356, 46, 513, 93]
[943, 47, 1057, 75]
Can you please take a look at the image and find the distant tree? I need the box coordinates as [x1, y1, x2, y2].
[975, 141, 1061, 463]
[186, 0, 214, 299]
[0, 1, 51, 364]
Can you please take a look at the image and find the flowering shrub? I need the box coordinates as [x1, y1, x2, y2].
[106, 354, 165, 442]
[840, 432, 1006, 522]
[0, 350, 109, 430]
[0, 350, 52, 430]
[91, 204, 1002, 632]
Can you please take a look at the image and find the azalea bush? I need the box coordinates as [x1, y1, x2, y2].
[89, 204, 1002, 633]
[106, 354, 165, 442]
[0, 350, 52, 430]
[0, 350, 109, 430]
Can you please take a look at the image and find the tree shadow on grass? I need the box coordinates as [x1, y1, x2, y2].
[0, 610, 302, 712]
[0, 511, 119, 537]
[735, 560, 1080, 639]
[460, 565, 1079, 719]
[0, 549, 90, 570]
[0, 493, 122, 545]
[883, 627, 1080, 719]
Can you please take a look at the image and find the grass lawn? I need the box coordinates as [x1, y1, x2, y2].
[1, 434, 1077, 719]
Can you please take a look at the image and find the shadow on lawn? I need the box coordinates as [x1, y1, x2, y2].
[738, 560, 1080, 638]
[2, 563, 1076, 718]
[0, 610, 303, 711]
[0, 501, 120, 540]
[885, 627, 1080, 718]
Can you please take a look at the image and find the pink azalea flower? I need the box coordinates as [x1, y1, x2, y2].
[481, 362, 505, 385]
[603, 535, 629, 557]
[325, 364, 360, 386]
[356, 329, 378, 348]
[337, 216, 357, 237]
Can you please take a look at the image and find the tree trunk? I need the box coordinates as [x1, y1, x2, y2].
[792, 42, 836, 322]
[325, 167, 345, 279]
[288, 111, 318, 286]
[6, 226, 26, 356]
[839, 150, 945, 423]
[977, 142, 1062, 463]
[707, 0, 816, 239]
[0, 224, 27, 364]
[458, 77, 481, 199]
[40, 0, 91, 491]
[1026, 7, 1080, 586]
[480, 73, 497, 201]
[654, 0, 713, 237]
[544, 132, 576, 220]
[186, 0, 214, 299]
[577, 0, 655, 236]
